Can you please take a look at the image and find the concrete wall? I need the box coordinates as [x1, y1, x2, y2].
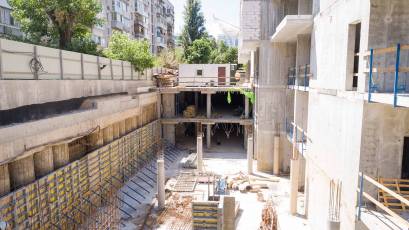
[307, 92, 364, 230]
[360, 102, 409, 197]
[0, 92, 158, 164]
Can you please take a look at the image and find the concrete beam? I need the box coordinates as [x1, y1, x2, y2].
[9, 155, 35, 189]
[33, 147, 54, 178]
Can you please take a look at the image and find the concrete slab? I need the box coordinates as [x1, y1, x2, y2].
[271, 15, 313, 43]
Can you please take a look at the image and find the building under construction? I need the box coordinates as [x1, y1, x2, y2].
[2, 0, 409, 229]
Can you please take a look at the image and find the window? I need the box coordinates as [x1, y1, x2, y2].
[197, 69, 203, 76]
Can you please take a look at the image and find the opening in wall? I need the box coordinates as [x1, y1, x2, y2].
[401, 137, 409, 179]
[346, 22, 361, 91]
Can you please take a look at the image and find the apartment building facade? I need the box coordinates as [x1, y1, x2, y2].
[0, 0, 20, 37]
[239, 0, 409, 229]
[92, 0, 175, 55]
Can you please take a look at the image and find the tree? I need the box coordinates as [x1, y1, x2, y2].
[157, 48, 184, 69]
[184, 38, 213, 64]
[104, 32, 155, 72]
[211, 40, 238, 64]
[181, 0, 206, 58]
[10, 0, 101, 49]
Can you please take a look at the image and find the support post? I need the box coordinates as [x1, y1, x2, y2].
[206, 93, 211, 118]
[195, 92, 199, 112]
[244, 96, 250, 119]
[80, 53, 84, 80]
[290, 88, 299, 215]
[157, 158, 165, 209]
[357, 172, 364, 220]
[197, 134, 203, 172]
[59, 49, 64, 79]
[368, 49, 374, 102]
[273, 135, 280, 175]
[206, 124, 211, 149]
[247, 134, 253, 174]
[110, 59, 113, 80]
[97, 56, 101, 80]
[33, 45, 38, 80]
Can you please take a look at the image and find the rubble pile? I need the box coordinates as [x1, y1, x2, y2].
[260, 200, 278, 230]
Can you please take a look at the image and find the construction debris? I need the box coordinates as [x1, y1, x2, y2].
[173, 172, 197, 192]
[180, 152, 197, 168]
[183, 105, 197, 118]
[227, 172, 279, 192]
[260, 200, 278, 230]
[155, 71, 177, 87]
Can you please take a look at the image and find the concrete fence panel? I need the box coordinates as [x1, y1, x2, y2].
[1, 39, 33, 79]
[61, 50, 82, 80]
[124, 62, 132, 80]
[112, 59, 123, 80]
[36, 45, 60, 80]
[99, 57, 112, 79]
[82, 54, 99, 79]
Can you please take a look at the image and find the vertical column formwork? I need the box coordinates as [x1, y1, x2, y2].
[0, 164, 10, 196]
[162, 93, 176, 144]
[33, 147, 54, 178]
[52, 144, 70, 169]
[103, 125, 114, 144]
[8, 155, 35, 190]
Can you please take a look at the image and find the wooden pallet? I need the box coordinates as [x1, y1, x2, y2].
[378, 178, 409, 212]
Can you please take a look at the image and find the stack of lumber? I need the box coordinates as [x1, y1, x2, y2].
[226, 172, 279, 193]
[192, 201, 219, 229]
[183, 105, 197, 118]
[260, 200, 278, 230]
[157, 74, 176, 87]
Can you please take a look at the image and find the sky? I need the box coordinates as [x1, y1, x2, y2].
[169, 0, 240, 37]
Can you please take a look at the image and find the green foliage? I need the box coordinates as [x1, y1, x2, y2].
[66, 35, 102, 56]
[211, 41, 238, 64]
[157, 48, 184, 69]
[184, 38, 213, 64]
[10, 0, 102, 49]
[226, 89, 255, 104]
[181, 0, 206, 59]
[104, 32, 154, 72]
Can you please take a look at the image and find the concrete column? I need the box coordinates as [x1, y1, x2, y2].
[52, 144, 70, 169]
[195, 92, 199, 111]
[113, 123, 120, 139]
[197, 134, 203, 172]
[119, 120, 126, 136]
[290, 158, 300, 215]
[244, 96, 249, 118]
[9, 155, 35, 189]
[304, 159, 310, 218]
[157, 93, 162, 119]
[223, 196, 236, 230]
[103, 126, 114, 144]
[206, 93, 211, 118]
[157, 158, 165, 209]
[298, 0, 312, 14]
[206, 124, 211, 149]
[273, 135, 280, 175]
[34, 147, 54, 178]
[162, 94, 176, 144]
[247, 134, 253, 174]
[0, 164, 10, 196]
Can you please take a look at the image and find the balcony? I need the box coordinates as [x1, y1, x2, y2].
[271, 15, 313, 43]
[287, 65, 311, 91]
[366, 44, 409, 107]
[111, 20, 131, 32]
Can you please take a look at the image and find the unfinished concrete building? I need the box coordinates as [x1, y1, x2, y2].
[239, 0, 409, 229]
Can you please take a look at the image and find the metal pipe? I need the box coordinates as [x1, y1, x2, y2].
[368, 49, 374, 102]
[393, 43, 401, 107]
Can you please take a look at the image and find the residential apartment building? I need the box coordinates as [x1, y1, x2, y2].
[92, 0, 174, 55]
[239, 0, 409, 229]
[0, 0, 20, 37]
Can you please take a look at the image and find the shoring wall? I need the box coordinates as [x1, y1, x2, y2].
[0, 104, 160, 229]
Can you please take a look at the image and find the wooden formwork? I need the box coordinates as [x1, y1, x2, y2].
[0, 104, 159, 229]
